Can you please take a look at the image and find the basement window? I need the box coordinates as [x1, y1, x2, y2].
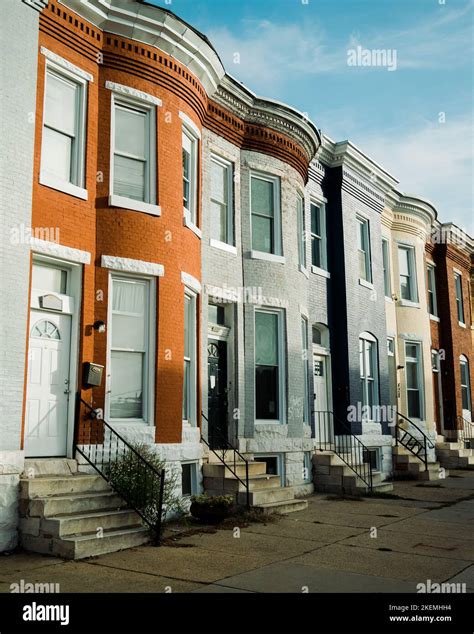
[181, 462, 198, 497]
[254, 454, 285, 486]
[364, 448, 381, 472]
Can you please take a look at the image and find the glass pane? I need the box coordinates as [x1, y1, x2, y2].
[110, 351, 143, 419]
[255, 366, 279, 419]
[112, 280, 146, 350]
[44, 72, 77, 134]
[358, 250, 367, 280]
[182, 464, 192, 496]
[406, 360, 418, 389]
[406, 344, 417, 359]
[208, 304, 225, 325]
[311, 204, 320, 236]
[255, 312, 278, 366]
[365, 341, 374, 378]
[182, 359, 190, 419]
[407, 390, 421, 418]
[461, 386, 469, 410]
[115, 106, 146, 158]
[358, 221, 366, 250]
[184, 295, 190, 357]
[460, 361, 468, 386]
[252, 215, 273, 253]
[32, 264, 67, 294]
[251, 177, 274, 217]
[398, 248, 409, 276]
[211, 160, 226, 203]
[42, 127, 72, 181]
[210, 201, 226, 242]
[312, 236, 321, 268]
[114, 154, 145, 201]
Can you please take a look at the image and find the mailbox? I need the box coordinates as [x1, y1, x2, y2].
[83, 362, 104, 387]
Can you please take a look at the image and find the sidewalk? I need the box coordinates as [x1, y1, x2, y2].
[1, 470, 473, 594]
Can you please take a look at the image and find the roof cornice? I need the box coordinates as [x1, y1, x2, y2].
[58, 0, 225, 95]
[22, 0, 48, 11]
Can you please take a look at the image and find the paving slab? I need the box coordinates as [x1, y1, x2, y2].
[0, 553, 64, 578]
[201, 562, 417, 593]
[445, 564, 474, 592]
[289, 506, 408, 529]
[383, 516, 474, 542]
[299, 498, 428, 519]
[241, 518, 364, 544]
[286, 543, 468, 582]
[420, 501, 474, 524]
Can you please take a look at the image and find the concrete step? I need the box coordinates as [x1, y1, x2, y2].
[26, 491, 126, 518]
[313, 452, 365, 468]
[203, 461, 267, 478]
[23, 459, 78, 478]
[203, 474, 281, 492]
[207, 450, 251, 464]
[20, 474, 110, 499]
[254, 499, 308, 515]
[39, 508, 142, 538]
[237, 487, 295, 506]
[21, 526, 150, 560]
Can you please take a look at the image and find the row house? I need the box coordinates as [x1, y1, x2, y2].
[0, 0, 472, 557]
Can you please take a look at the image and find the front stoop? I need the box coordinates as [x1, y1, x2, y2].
[313, 451, 394, 495]
[435, 440, 474, 470]
[203, 452, 308, 514]
[393, 447, 449, 480]
[20, 459, 149, 559]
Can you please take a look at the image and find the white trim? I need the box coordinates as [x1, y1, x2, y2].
[399, 299, 420, 309]
[41, 47, 93, 82]
[181, 272, 201, 294]
[299, 265, 309, 278]
[109, 194, 161, 216]
[250, 251, 286, 264]
[459, 322, 467, 329]
[311, 265, 330, 279]
[310, 200, 328, 272]
[179, 111, 201, 139]
[210, 239, 237, 254]
[250, 171, 282, 257]
[105, 81, 162, 106]
[183, 213, 202, 238]
[39, 172, 88, 200]
[210, 153, 234, 247]
[101, 255, 164, 277]
[30, 239, 91, 265]
[453, 267, 463, 276]
[430, 315, 441, 323]
[359, 278, 374, 290]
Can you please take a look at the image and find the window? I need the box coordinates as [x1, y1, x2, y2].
[427, 264, 438, 317]
[254, 454, 284, 485]
[255, 309, 284, 422]
[387, 337, 395, 357]
[250, 173, 281, 255]
[41, 66, 86, 191]
[382, 239, 391, 297]
[210, 155, 233, 245]
[181, 462, 198, 496]
[460, 356, 471, 412]
[183, 291, 197, 425]
[297, 194, 306, 269]
[208, 303, 225, 326]
[454, 273, 465, 324]
[357, 217, 372, 282]
[109, 276, 152, 421]
[301, 317, 310, 424]
[311, 202, 327, 270]
[405, 342, 424, 419]
[398, 246, 418, 302]
[31, 320, 61, 340]
[32, 263, 67, 294]
[359, 333, 379, 413]
[432, 350, 440, 373]
[183, 127, 198, 225]
[364, 448, 380, 471]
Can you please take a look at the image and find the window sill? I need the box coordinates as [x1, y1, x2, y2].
[385, 296, 393, 303]
[39, 172, 88, 200]
[399, 299, 420, 308]
[210, 239, 237, 254]
[255, 420, 285, 425]
[183, 214, 202, 239]
[359, 278, 374, 290]
[250, 251, 285, 264]
[299, 264, 309, 278]
[312, 265, 330, 279]
[459, 321, 466, 329]
[109, 194, 161, 216]
[430, 314, 440, 323]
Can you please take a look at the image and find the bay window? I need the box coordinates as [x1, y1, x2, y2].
[405, 342, 424, 419]
[255, 309, 285, 422]
[250, 173, 282, 255]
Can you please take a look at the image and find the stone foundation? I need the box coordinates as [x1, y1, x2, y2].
[0, 450, 25, 552]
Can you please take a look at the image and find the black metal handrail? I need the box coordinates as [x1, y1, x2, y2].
[395, 411, 434, 471]
[75, 396, 166, 545]
[313, 411, 373, 492]
[201, 412, 250, 508]
[457, 415, 474, 449]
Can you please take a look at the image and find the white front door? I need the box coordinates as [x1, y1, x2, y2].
[313, 354, 328, 412]
[25, 310, 71, 457]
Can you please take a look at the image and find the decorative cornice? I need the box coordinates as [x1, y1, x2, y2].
[393, 194, 437, 230]
[58, 0, 225, 95]
[22, 0, 48, 11]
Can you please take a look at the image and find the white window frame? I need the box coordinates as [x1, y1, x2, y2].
[311, 201, 328, 274]
[405, 341, 424, 420]
[359, 332, 379, 418]
[250, 171, 282, 258]
[297, 193, 307, 272]
[253, 454, 285, 486]
[254, 307, 286, 424]
[398, 245, 418, 304]
[210, 153, 234, 247]
[183, 288, 198, 426]
[427, 263, 438, 317]
[365, 447, 381, 472]
[454, 272, 465, 325]
[181, 461, 199, 497]
[387, 336, 395, 357]
[40, 60, 88, 200]
[106, 273, 156, 425]
[460, 355, 471, 413]
[357, 216, 372, 284]
[109, 92, 159, 216]
[182, 125, 199, 234]
[301, 316, 310, 424]
[382, 238, 391, 298]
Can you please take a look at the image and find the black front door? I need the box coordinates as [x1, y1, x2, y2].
[208, 340, 228, 449]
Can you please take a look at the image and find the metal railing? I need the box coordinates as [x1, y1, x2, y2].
[201, 412, 250, 508]
[313, 411, 373, 491]
[395, 411, 434, 471]
[457, 415, 474, 449]
[75, 396, 166, 545]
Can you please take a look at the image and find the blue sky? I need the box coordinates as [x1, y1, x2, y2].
[150, 0, 473, 231]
